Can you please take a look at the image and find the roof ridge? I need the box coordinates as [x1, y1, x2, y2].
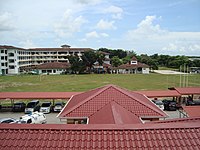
[60, 85, 113, 116]
[111, 86, 167, 117]
[110, 101, 141, 124]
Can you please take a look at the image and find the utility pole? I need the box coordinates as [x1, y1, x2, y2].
[183, 64, 186, 87]
[179, 65, 182, 87]
[186, 65, 189, 87]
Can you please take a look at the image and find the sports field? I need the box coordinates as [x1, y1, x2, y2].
[0, 74, 199, 92]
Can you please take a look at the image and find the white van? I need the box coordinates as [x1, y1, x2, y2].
[18, 112, 47, 124]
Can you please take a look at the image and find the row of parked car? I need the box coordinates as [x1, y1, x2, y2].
[152, 99, 181, 111]
[6, 100, 65, 114]
[0, 111, 47, 124]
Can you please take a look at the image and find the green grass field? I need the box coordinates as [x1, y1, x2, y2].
[0, 74, 199, 92]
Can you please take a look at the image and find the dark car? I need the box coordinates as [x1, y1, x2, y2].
[186, 99, 200, 106]
[163, 100, 177, 111]
[12, 102, 26, 112]
[25, 100, 40, 114]
[0, 118, 17, 124]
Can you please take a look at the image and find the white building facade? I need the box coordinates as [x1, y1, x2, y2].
[0, 45, 92, 75]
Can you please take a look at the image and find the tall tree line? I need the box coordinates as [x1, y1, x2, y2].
[67, 48, 200, 74]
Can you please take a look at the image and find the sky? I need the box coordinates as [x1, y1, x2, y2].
[0, 0, 200, 56]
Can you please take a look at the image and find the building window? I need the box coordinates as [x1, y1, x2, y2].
[1, 56, 4, 60]
[8, 53, 14, 57]
[66, 118, 88, 124]
[1, 63, 4, 66]
[1, 50, 4, 53]
[42, 70, 46, 73]
[9, 65, 15, 69]
[9, 59, 15, 63]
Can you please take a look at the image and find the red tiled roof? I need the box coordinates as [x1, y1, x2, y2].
[59, 85, 167, 120]
[131, 56, 137, 61]
[98, 51, 110, 55]
[32, 62, 70, 69]
[147, 116, 200, 124]
[134, 90, 181, 98]
[0, 92, 82, 99]
[0, 122, 200, 149]
[0, 45, 25, 50]
[183, 106, 200, 117]
[112, 62, 149, 69]
[89, 101, 142, 124]
[169, 87, 200, 95]
[28, 47, 93, 51]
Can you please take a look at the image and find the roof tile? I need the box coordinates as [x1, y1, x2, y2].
[59, 85, 167, 122]
[1, 120, 200, 149]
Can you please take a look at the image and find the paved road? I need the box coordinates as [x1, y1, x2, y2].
[154, 70, 188, 75]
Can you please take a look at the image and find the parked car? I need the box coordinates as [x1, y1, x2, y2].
[163, 100, 177, 111]
[25, 100, 40, 114]
[12, 102, 26, 112]
[186, 99, 200, 106]
[0, 118, 17, 124]
[152, 100, 164, 110]
[40, 102, 52, 113]
[18, 112, 46, 124]
[53, 102, 65, 112]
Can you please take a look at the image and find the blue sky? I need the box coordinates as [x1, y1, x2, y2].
[0, 0, 200, 55]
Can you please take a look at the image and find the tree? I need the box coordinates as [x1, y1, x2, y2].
[97, 48, 127, 59]
[67, 55, 85, 74]
[96, 52, 105, 66]
[81, 51, 98, 73]
[111, 56, 122, 67]
[122, 51, 137, 64]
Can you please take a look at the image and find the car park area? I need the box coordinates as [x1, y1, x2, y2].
[0, 109, 180, 124]
[0, 99, 66, 124]
[0, 111, 62, 124]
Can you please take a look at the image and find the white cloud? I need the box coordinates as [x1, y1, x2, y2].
[85, 31, 109, 39]
[128, 15, 166, 40]
[100, 33, 109, 37]
[54, 9, 87, 37]
[126, 15, 200, 55]
[96, 19, 116, 30]
[0, 12, 15, 31]
[162, 43, 200, 53]
[103, 5, 123, 19]
[75, 0, 102, 5]
[19, 39, 36, 48]
[86, 31, 99, 38]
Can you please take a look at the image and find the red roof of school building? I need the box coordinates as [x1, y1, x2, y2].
[0, 45, 25, 50]
[0, 121, 200, 149]
[134, 90, 181, 98]
[169, 87, 200, 95]
[32, 62, 71, 69]
[147, 116, 200, 124]
[28, 47, 93, 52]
[0, 92, 82, 100]
[59, 85, 167, 121]
[112, 62, 149, 69]
[183, 106, 200, 117]
[89, 101, 142, 124]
